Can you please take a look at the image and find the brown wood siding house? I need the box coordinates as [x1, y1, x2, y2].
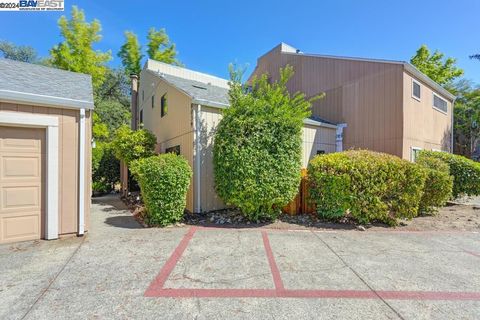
[249, 43, 455, 160]
[0, 59, 93, 244]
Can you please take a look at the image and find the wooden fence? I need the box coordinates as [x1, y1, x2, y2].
[282, 169, 315, 215]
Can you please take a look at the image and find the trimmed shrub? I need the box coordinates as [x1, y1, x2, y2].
[111, 125, 156, 166]
[92, 142, 120, 192]
[416, 156, 453, 214]
[417, 151, 480, 198]
[130, 154, 192, 226]
[308, 150, 426, 225]
[214, 66, 321, 221]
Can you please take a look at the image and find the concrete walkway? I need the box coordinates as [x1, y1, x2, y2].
[1, 195, 479, 319]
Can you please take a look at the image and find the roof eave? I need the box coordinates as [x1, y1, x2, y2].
[403, 63, 456, 101]
[0, 89, 94, 110]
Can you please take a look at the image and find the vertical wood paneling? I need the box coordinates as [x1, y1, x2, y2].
[1, 102, 88, 236]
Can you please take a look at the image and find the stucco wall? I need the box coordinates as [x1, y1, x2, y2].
[0, 102, 91, 236]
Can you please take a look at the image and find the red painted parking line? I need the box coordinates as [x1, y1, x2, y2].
[144, 228, 480, 301]
[144, 227, 197, 296]
[262, 231, 285, 291]
[464, 250, 480, 258]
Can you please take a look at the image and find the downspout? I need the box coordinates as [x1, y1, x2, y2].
[78, 108, 86, 236]
[335, 123, 347, 152]
[451, 97, 456, 153]
[193, 104, 202, 213]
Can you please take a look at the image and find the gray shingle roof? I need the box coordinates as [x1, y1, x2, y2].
[156, 72, 230, 108]
[0, 58, 94, 109]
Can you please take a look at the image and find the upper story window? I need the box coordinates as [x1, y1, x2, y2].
[142, 90, 144, 101]
[139, 109, 143, 124]
[151, 95, 155, 108]
[412, 80, 421, 101]
[433, 94, 448, 113]
[161, 93, 168, 117]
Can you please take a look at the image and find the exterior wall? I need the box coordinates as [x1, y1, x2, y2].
[250, 46, 406, 158]
[402, 71, 453, 160]
[0, 102, 91, 236]
[199, 107, 337, 212]
[138, 70, 194, 211]
[301, 125, 336, 167]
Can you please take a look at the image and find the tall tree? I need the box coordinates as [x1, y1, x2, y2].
[146, 28, 180, 65]
[50, 6, 111, 89]
[118, 31, 143, 76]
[0, 40, 38, 63]
[410, 45, 463, 87]
[451, 80, 480, 157]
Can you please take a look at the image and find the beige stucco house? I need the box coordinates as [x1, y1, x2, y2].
[249, 43, 456, 161]
[0, 59, 93, 244]
[136, 60, 343, 213]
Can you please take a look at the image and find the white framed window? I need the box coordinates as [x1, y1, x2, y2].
[433, 93, 448, 114]
[411, 147, 422, 162]
[412, 79, 421, 101]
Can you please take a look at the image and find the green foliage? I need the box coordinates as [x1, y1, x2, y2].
[417, 151, 480, 198]
[308, 151, 427, 226]
[0, 40, 38, 63]
[111, 125, 156, 165]
[50, 6, 111, 89]
[92, 112, 109, 141]
[450, 80, 480, 158]
[130, 154, 192, 226]
[94, 68, 131, 107]
[92, 180, 110, 193]
[118, 31, 143, 76]
[214, 65, 321, 221]
[410, 45, 463, 87]
[415, 156, 453, 214]
[92, 142, 119, 191]
[146, 28, 180, 65]
[95, 99, 130, 133]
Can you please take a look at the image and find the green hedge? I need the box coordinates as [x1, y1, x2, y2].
[111, 125, 157, 166]
[130, 154, 192, 226]
[417, 151, 480, 198]
[308, 150, 426, 225]
[416, 156, 453, 214]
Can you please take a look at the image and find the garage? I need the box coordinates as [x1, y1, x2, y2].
[0, 58, 93, 244]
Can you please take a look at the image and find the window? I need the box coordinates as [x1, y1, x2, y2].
[433, 94, 448, 113]
[142, 90, 144, 101]
[139, 109, 143, 124]
[165, 145, 180, 155]
[411, 147, 422, 162]
[412, 80, 421, 101]
[316, 150, 326, 155]
[151, 95, 155, 108]
[161, 93, 168, 117]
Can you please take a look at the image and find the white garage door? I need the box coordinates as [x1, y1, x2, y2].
[0, 126, 44, 244]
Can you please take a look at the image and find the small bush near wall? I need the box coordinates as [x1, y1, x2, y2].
[308, 150, 426, 226]
[417, 151, 480, 198]
[130, 154, 192, 226]
[416, 156, 453, 214]
[111, 125, 157, 166]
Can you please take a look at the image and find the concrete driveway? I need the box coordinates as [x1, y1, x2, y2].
[1, 195, 479, 320]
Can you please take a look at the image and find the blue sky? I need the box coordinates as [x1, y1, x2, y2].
[1, 0, 479, 83]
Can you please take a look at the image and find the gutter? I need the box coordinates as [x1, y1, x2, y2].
[0, 89, 94, 110]
[78, 108, 86, 236]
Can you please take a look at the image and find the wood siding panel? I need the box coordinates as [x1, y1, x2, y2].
[1, 102, 91, 236]
[250, 50, 405, 158]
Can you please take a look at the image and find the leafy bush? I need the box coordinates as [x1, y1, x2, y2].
[130, 154, 192, 226]
[417, 151, 480, 198]
[111, 125, 157, 165]
[308, 150, 426, 225]
[416, 156, 453, 214]
[92, 180, 110, 193]
[92, 142, 119, 192]
[213, 66, 321, 221]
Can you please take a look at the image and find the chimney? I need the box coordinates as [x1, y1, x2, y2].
[130, 74, 139, 130]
